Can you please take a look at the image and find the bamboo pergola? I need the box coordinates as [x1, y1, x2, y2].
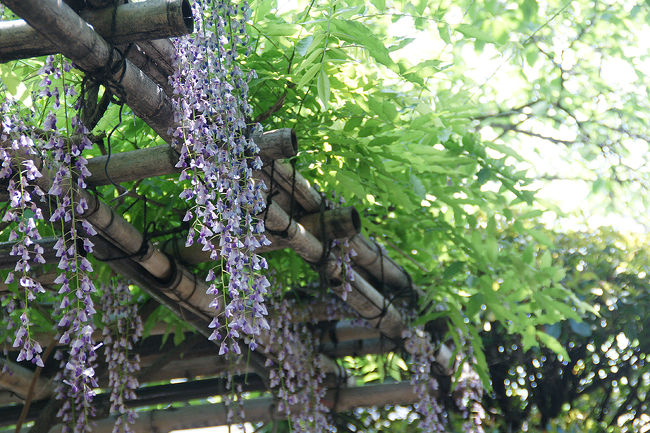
[0, 1, 455, 431]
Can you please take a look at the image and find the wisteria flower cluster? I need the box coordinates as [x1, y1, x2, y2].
[266, 297, 331, 433]
[453, 346, 486, 433]
[100, 280, 143, 433]
[36, 55, 100, 433]
[170, 0, 270, 354]
[403, 328, 447, 432]
[331, 238, 355, 300]
[1, 84, 47, 367]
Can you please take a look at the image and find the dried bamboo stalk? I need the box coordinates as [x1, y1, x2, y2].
[56, 382, 420, 432]
[263, 202, 405, 338]
[0, 358, 50, 401]
[86, 0, 123, 8]
[298, 206, 362, 241]
[84, 129, 297, 186]
[136, 39, 176, 77]
[120, 43, 174, 96]
[159, 235, 287, 266]
[0, 0, 193, 63]
[2, 0, 175, 140]
[263, 161, 412, 291]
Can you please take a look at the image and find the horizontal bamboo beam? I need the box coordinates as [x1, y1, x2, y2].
[85, 129, 297, 186]
[0, 358, 50, 401]
[159, 235, 287, 266]
[1, 382, 421, 432]
[0, 0, 193, 62]
[86, 0, 125, 9]
[72, 382, 419, 432]
[0, 374, 267, 427]
[120, 43, 174, 96]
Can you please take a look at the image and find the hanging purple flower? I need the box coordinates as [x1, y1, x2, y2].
[403, 328, 447, 432]
[265, 297, 331, 432]
[100, 280, 143, 433]
[0, 80, 46, 368]
[170, 0, 269, 352]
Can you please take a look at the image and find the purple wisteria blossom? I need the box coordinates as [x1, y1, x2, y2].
[403, 328, 447, 432]
[453, 347, 486, 433]
[170, 0, 270, 352]
[1, 83, 46, 368]
[331, 238, 356, 301]
[266, 297, 331, 433]
[35, 56, 99, 432]
[100, 281, 143, 433]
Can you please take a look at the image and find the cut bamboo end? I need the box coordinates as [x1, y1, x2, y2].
[298, 206, 362, 241]
[0, 0, 193, 63]
[254, 128, 298, 161]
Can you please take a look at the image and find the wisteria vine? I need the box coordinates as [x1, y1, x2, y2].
[170, 0, 270, 355]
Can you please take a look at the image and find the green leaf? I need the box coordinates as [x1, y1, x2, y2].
[529, 229, 554, 248]
[317, 68, 330, 109]
[371, 0, 385, 10]
[438, 22, 452, 44]
[443, 261, 465, 279]
[476, 167, 491, 185]
[569, 319, 592, 337]
[520, 0, 539, 20]
[331, 19, 395, 68]
[537, 330, 570, 360]
[295, 36, 314, 56]
[257, 22, 299, 36]
[455, 24, 496, 42]
[337, 171, 366, 198]
[297, 63, 321, 88]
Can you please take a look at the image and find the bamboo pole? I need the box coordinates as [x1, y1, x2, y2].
[136, 39, 176, 77]
[120, 43, 174, 96]
[38, 382, 420, 433]
[86, 0, 123, 8]
[0, 0, 193, 63]
[0, 358, 51, 401]
[262, 161, 412, 291]
[298, 206, 362, 241]
[1, 0, 176, 141]
[262, 202, 405, 338]
[84, 129, 297, 186]
[159, 235, 287, 266]
[0, 374, 268, 427]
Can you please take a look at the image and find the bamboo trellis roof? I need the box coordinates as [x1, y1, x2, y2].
[0, 0, 455, 431]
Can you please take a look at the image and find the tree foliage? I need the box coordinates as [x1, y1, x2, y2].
[0, 0, 648, 432]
